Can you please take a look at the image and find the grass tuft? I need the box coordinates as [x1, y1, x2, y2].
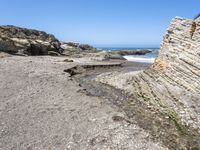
[194, 13, 200, 20]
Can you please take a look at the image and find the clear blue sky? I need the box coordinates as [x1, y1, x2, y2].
[0, 0, 199, 47]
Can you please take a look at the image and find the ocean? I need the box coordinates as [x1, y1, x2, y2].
[97, 47, 159, 63]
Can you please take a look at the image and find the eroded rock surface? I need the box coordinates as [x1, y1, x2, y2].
[96, 16, 200, 149]
[0, 26, 99, 56]
[0, 25, 61, 55]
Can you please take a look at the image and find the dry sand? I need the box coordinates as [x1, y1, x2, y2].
[0, 55, 167, 150]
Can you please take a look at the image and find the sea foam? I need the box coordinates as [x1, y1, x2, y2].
[123, 55, 155, 63]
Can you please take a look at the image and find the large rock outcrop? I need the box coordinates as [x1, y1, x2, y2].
[96, 16, 200, 149]
[0, 25, 61, 55]
[142, 16, 200, 129]
[0, 25, 99, 56]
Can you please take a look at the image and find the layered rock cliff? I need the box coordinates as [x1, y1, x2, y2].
[96, 16, 200, 149]
[143, 16, 200, 129]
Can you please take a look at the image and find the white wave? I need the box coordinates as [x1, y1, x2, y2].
[123, 55, 155, 63]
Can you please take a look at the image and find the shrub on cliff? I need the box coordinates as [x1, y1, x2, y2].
[194, 13, 200, 19]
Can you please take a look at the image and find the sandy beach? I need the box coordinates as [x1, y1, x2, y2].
[0, 55, 168, 150]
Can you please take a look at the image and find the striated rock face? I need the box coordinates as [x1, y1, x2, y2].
[146, 16, 200, 129]
[96, 16, 200, 149]
[0, 25, 61, 55]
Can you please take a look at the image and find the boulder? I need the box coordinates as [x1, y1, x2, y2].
[0, 52, 11, 58]
[48, 51, 60, 56]
[0, 25, 61, 55]
[85, 52, 126, 61]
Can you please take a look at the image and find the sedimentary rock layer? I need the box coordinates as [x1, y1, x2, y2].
[96, 16, 200, 149]
[143, 16, 200, 129]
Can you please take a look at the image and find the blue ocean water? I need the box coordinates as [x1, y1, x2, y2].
[98, 47, 160, 63]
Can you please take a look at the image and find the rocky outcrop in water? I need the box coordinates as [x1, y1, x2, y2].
[108, 49, 151, 56]
[73, 49, 151, 61]
[0, 25, 62, 55]
[106, 49, 151, 60]
[96, 16, 200, 149]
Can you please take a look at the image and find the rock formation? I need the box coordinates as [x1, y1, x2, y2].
[108, 49, 151, 56]
[0, 25, 151, 58]
[0, 26, 98, 56]
[60, 42, 97, 56]
[144, 16, 200, 130]
[0, 25, 61, 55]
[96, 16, 200, 149]
[106, 49, 151, 60]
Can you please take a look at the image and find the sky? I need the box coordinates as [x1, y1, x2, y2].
[0, 0, 200, 47]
